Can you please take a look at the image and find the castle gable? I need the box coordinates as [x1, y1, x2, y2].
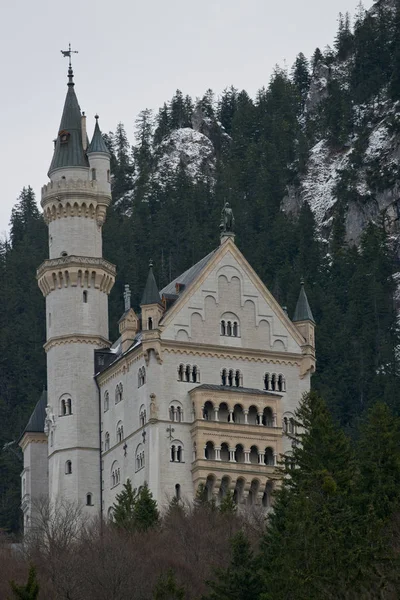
[160, 239, 304, 353]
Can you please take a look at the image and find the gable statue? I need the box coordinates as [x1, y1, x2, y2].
[220, 202, 235, 233]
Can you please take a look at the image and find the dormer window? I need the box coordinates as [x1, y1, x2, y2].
[59, 130, 70, 144]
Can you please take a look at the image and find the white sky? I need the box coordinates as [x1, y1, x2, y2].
[0, 0, 373, 234]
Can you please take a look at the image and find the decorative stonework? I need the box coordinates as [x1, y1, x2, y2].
[41, 179, 111, 226]
[44, 334, 111, 353]
[37, 256, 116, 297]
[163, 344, 301, 367]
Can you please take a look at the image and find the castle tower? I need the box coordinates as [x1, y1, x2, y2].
[36, 62, 115, 514]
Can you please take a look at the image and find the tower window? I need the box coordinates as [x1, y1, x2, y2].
[107, 169, 110, 182]
[175, 484, 181, 500]
[83, 290, 88, 303]
[148, 317, 153, 330]
[86, 493, 93, 506]
[60, 251, 68, 257]
[91, 168, 97, 181]
[65, 460, 72, 474]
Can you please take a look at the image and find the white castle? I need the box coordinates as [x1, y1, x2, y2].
[19, 65, 316, 529]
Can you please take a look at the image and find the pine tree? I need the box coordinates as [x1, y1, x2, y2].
[259, 392, 377, 599]
[134, 483, 159, 531]
[153, 570, 185, 600]
[202, 530, 260, 600]
[218, 490, 237, 515]
[111, 478, 138, 531]
[291, 53, 311, 109]
[334, 12, 354, 61]
[9, 564, 39, 600]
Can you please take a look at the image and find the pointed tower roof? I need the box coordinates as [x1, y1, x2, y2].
[293, 280, 315, 323]
[87, 115, 110, 154]
[141, 260, 162, 306]
[20, 390, 47, 439]
[48, 65, 89, 175]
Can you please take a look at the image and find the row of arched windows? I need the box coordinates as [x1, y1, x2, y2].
[104, 405, 147, 453]
[221, 368, 242, 387]
[264, 373, 286, 392]
[204, 441, 276, 466]
[203, 474, 274, 508]
[220, 319, 239, 337]
[178, 364, 200, 383]
[138, 367, 146, 387]
[201, 401, 275, 426]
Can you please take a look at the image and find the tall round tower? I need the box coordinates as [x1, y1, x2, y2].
[37, 63, 115, 515]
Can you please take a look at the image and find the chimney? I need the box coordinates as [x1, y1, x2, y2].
[81, 112, 87, 151]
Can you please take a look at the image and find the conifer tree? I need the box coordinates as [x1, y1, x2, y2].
[133, 483, 159, 531]
[202, 530, 260, 600]
[153, 569, 185, 600]
[9, 564, 39, 600]
[111, 478, 138, 531]
[218, 490, 237, 515]
[291, 53, 311, 109]
[259, 392, 376, 599]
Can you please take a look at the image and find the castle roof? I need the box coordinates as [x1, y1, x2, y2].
[293, 281, 315, 323]
[87, 117, 110, 155]
[160, 248, 218, 297]
[141, 261, 162, 306]
[48, 67, 89, 175]
[20, 390, 47, 438]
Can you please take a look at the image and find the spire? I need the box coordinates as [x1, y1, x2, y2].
[293, 280, 315, 323]
[48, 58, 89, 176]
[87, 115, 110, 155]
[141, 260, 162, 306]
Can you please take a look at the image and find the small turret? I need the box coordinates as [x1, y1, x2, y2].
[293, 280, 315, 375]
[87, 115, 111, 195]
[141, 260, 164, 331]
[118, 285, 139, 354]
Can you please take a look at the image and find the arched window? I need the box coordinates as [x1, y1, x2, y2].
[221, 369, 227, 386]
[107, 169, 110, 183]
[148, 317, 153, 330]
[104, 391, 109, 412]
[111, 461, 120, 487]
[185, 365, 191, 382]
[264, 447, 275, 466]
[91, 168, 97, 181]
[65, 460, 72, 474]
[86, 493, 93, 506]
[233, 321, 238, 336]
[271, 374, 276, 391]
[115, 383, 123, 404]
[104, 432, 110, 451]
[178, 364, 184, 381]
[60, 398, 66, 416]
[170, 402, 183, 422]
[220, 320, 226, 335]
[264, 373, 270, 390]
[192, 365, 197, 383]
[277, 374, 284, 392]
[170, 441, 184, 462]
[283, 417, 288, 433]
[175, 484, 181, 500]
[205, 441, 215, 460]
[227, 321, 232, 336]
[135, 444, 144, 472]
[83, 290, 88, 303]
[116, 421, 124, 443]
[228, 369, 234, 387]
[235, 370, 241, 387]
[139, 404, 146, 427]
[289, 418, 295, 434]
[138, 367, 146, 387]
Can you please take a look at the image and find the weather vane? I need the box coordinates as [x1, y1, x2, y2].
[61, 43, 78, 68]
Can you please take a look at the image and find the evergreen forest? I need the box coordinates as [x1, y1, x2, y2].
[1, 1, 400, 593]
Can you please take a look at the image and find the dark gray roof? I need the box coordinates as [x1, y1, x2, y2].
[160, 248, 218, 296]
[293, 282, 315, 323]
[21, 390, 47, 437]
[87, 118, 110, 155]
[141, 263, 162, 306]
[48, 69, 89, 175]
[190, 384, 282, 396]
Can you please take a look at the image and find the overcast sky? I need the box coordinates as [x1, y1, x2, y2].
[0, 0, 373, 234]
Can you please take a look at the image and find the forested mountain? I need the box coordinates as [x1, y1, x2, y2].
[1, 0, 400, 533]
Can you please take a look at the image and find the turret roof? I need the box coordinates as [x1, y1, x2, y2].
[21, 390, 47, 438]
[293, 281, 315, 323]
[48, 67, 89, 175]
[87, 116, 110, 154]
[141, 261, 162, 306]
